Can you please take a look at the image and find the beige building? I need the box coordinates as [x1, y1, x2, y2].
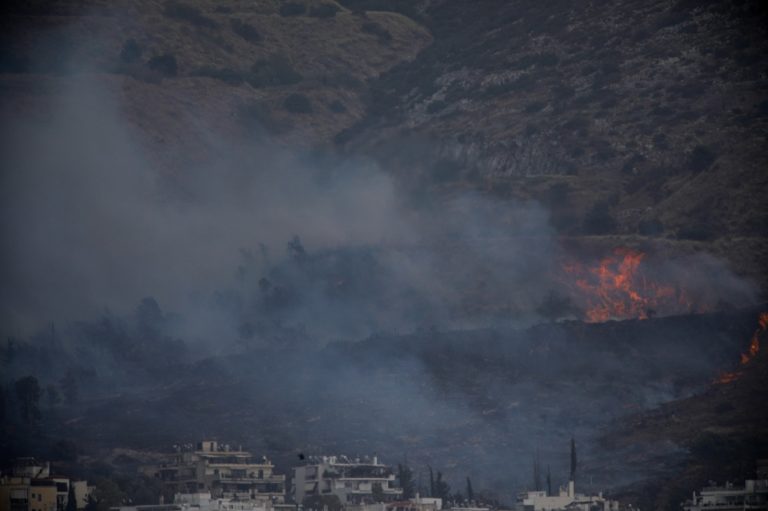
[144, 441, 285, 501]
[0, 459, 90, 511]
[293, 456, 402, 507]
[516, 481, 619, 511]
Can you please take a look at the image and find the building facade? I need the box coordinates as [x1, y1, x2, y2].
[683, 479, 768, 511]
[293, 456, 402, 506]
[516, 481, 619, 511]
[144, 441, 285, 502]
[0, 459, 90, 511]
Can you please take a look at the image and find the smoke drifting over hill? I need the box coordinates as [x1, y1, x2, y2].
[1, 4, 766, 506]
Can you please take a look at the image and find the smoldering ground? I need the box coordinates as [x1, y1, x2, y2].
[0, 18, 762, 502]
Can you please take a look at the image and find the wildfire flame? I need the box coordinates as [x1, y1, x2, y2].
[562, 248, 691, 322]
[715, 311, 766, 384]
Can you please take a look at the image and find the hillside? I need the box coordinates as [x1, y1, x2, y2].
[1, 0, 430, 181]
[339, 0, 768, 288]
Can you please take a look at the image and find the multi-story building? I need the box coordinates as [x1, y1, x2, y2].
[516, 481, 619, 511]
[683, 479, 768, 511]
[144, 441, 285, 502]
[293, 456, 402, 507]
[0, 459, 90, 511]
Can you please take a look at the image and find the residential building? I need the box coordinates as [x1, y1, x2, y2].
[516, 481, 619, 511]
[346, 495, 441, 511]
[143, 441, 285, 502]
[683, 479, 768, 511]
[293, 456, 402, 506]
[110, 492, 276, 511]
[0, 459, 90, 511]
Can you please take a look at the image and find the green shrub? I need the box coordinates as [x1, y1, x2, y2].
[163, 1, 217, 28]
[362, 21, 392, 43]
[309, 3, 340, 18]
[676, 224, 713, 241]
[146, 54, 177, 77]
[194, 66, 246, 85]
[238, 103, 290, 134]
[248, 56, 303, 87]
[120, 39, 142, 64]
[524, 101, 545, 113]
[283, 93, 313, 113]
[279, 2, 306, 16]
[687, 145, 717, 173]
[230, 19, 262, 44]
[638, 218, 664, 236]
[583, 201, 617, 235]
[426, 100, 447, 114]
[329, 100, 346, 113]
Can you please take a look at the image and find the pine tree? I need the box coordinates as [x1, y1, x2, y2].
[570, 437, 577, 482]
[14, 376, 41, 423]
[66, 483, 78, 511]
[532, 455, 541, 491]
[398, 464, 415, 499]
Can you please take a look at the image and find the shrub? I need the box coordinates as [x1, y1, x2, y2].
[583, 201, 617, 235]
[146, 54, 177, 77]
[238, 103, 289, 134]
[120, 39, 142, 64]
[676, 224, 713, 241]
[248, 56, 303, 87]
[194, 67, 246, 85]
[687, 145, 717, 173]
[524, 101, 546, 113]
[430, 158, 463, 183]
[279, 2, 306, 16]
[163, 1, 217, 28]
[426, 100, 447, 114]
[283, 93, 313, 113]
[329, 100, 346, 113]
[309, 3, 340, 18]
[230, 19, 262, 44]
[362, 21, 392, 43]
[638, 218, 664, 236]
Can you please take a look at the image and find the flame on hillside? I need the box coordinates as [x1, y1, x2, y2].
[561, 248, 697, 322]
[715, 311, 766, 384]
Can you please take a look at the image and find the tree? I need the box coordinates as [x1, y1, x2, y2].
[46, 385, 61, 408]
[0, 385, 6, 423]
[466, 477, 474, 502]
[287, 236, 307, 262]
[67, 483, 78, 511]
[434, 472, 451, 501]
[570, 437, 578, 481]
[86, 478, 126, 511]
[60, 371, 78, 404]
[532, 454, 541, 491]
[14, 376, 41, 423]
[583, 201, 617, 235]
[372, 482, 385, 502]
[302, 495, 342, 511]
[398, 463, 415, 499]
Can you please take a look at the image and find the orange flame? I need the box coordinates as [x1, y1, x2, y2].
[715, 311, 766, 384]
[739, 311, 766, 365]
[562, 248, 690, 322]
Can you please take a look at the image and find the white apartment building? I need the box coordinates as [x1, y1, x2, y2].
[144, 441, 285, 502]
[683, 479, 768, 511]
[293, 456, 402, 506]
[516, 481, 619, 511]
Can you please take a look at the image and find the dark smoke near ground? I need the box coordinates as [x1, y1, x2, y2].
[0, 5, 765, 507]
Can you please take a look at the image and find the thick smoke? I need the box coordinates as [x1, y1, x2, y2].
[0, 69, 564, 345]
[0, 15, 763, 503]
